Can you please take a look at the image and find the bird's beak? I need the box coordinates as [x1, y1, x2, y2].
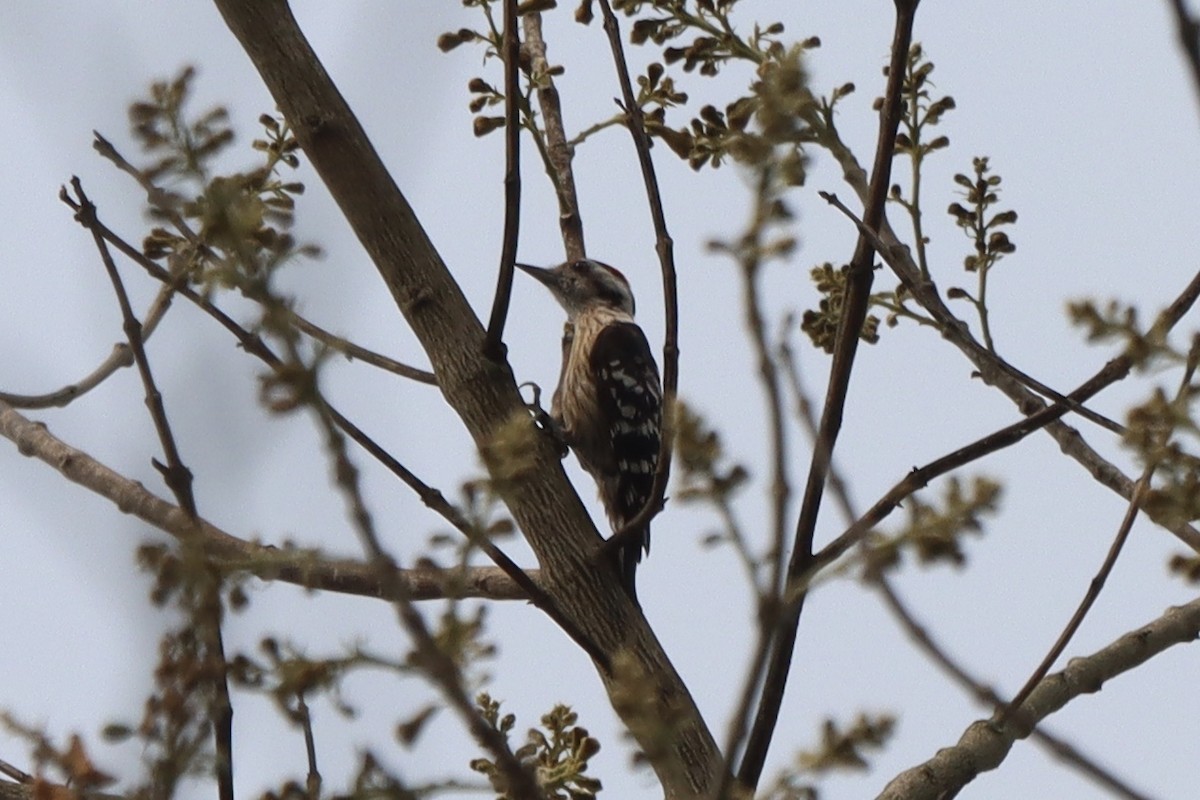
[515, 262, 559, 289]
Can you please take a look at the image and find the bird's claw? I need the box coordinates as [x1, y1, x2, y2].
[519, 381, 569, 458]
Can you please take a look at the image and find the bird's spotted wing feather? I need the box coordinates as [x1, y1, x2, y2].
[588, 321, 662, 553]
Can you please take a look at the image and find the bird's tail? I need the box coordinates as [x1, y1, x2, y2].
[615, 525, 650, 606]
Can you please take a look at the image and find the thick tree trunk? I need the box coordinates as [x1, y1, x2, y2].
[208, 1, 723, 796]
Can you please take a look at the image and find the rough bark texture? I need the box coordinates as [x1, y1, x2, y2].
[207, 1, 722, 795]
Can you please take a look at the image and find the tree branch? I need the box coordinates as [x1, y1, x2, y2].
[875, 574, 1152, 800]
[0, 283, 174, 409]
[94, 131, 439, 388]
[781, 326, 1152, 800]
[1168, 0, 1200, 117]
[737, 2, 920, 788]
[305, 372, 542, 800]
[73, 187, 609, 669]
[594, 0, 680, 555]
[287, 312, 437, 384]
[821, 190, 1124, 436]
[808, 353, 1167, 578]
[66, 177, 234, 800]
[483, 0, 522, 360]
[813, 131, 1200, 554]
[1002, 350, 1200, 725]
[522, 13, 586, 262]
[876, 595, 1200, 799]
[711, 171, 795, 800]
[0, 398, 532, 601]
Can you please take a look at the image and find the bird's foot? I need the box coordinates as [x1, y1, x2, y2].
[519, 381, 569, 458]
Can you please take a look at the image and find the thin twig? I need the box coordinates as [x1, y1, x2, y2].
[743, 173, 792, 597]
[565, 113, 627, 148]
[521, 13, 586, 261]
[94, 132, 199, 239]
[10, 404, 544, 604]
[289, 313, 437, 384]
[824, 186, 1200, 546]
[1168, 0, 1200, 117]
[65, 178, 234, 800]
[0, 283, 175, 409]
[295, 693, 321, 800]
[68, 179, 197, 516]
[1000, 472, 1150, 725]
[483, 0, 523, 360]
[806, 353, 1169, 582]
[737, 2, 920, 789]
[874, 580, 1153, 800]
[0, 762, 29, 785]
[593, 0, 681, 559]
[97, 132, 439, 387]
[711, 171, 794, 800]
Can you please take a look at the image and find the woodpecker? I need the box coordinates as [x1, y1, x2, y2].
[517, 259, 662, 603]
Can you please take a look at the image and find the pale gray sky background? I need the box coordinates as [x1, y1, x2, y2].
[2, 2, 1198, 799]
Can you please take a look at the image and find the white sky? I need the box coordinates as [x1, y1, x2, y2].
[1, 2, 1198, 799]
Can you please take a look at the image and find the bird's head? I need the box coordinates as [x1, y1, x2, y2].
[516, 259, 636, 320]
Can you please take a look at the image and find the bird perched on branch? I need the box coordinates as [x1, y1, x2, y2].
[517, 259, 662, 604]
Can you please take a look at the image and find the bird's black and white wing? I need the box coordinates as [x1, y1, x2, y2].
[588, 321, 662, 566]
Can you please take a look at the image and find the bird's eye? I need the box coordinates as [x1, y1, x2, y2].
[570, 261, 588, 273]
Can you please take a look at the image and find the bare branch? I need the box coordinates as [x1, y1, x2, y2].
[711, 171, 795, 800]
[1002, 351, 1200, 724]
[304, 371, 542, 800]
[0, 763, 29, 785]
[288, 312, 437, 384]
[1168, 0, 1200, 117]
[820, 190, 1123, 435]
[67, 178, 198, 517]
[522, 13, 586, 261]
[737, 2, 921, 788]
[96, 131, 440, 388]
[296, 693, 321, 800]
[877, 596, 1200, 799]
[593, 0, 680, 558]
[874, 582, 1153, 800]
[0, 397, 530, 601]
[483, 0, 523, 360]
[65, 177, 234, 800]
[55, 192, 606, 666]
[0, 284, 173, 409]
[810, 353, 1155, 577]
[1000, 473, 1150, 724]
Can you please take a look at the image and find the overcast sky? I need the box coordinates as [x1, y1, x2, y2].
[2, 2, 1199, 799]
